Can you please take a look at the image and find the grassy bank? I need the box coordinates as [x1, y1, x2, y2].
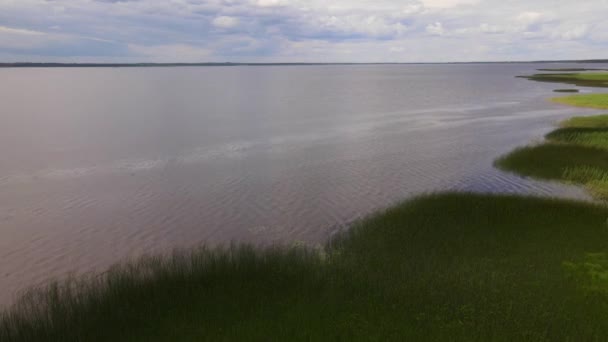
[4, 193, 608, 341]
[552, 93, 608, 109]
[520, 72, 608, 88]
[5, 70, 608, 342]
[538, 68, 608, 72]
[497, 114, 608, 199]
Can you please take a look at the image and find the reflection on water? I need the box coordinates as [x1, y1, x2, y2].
[0, 63, 605, 306]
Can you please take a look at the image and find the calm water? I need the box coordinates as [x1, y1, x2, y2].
[0, 63, 604, 306]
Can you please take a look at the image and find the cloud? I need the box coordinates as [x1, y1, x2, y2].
[420, 0, 479, 9]
[128, 44, 211, 62]
[0, 25, 46, 36]
[255, 0, 287, 7]
[93, 0, 139, 3]
[212, 16, 240, 29]
[556, 24, 589, 40]
[0, 0, 607, 62]
[426, 22, 445, 36]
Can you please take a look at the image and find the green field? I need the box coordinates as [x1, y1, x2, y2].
[4, 193, 608, 341]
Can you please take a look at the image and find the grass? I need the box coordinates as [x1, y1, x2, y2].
[520, 72, 608, 109]
[519, 72, 608, 88]
[560, 114, 608, 128]
[5, 70, 608, 341]
[496, 144, 608, 198]
[496, 114, 608, 199]
[552, 94, 608, 109]
[538, 68, 608, 72]
[553, 89, 579, 93]
[5, 193, 608, 341]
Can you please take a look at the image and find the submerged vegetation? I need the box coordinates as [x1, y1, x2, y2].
[5, 193, 608, 341]
[553, 89, 579, 93]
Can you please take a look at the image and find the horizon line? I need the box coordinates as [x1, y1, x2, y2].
[1, 59, 608, 68]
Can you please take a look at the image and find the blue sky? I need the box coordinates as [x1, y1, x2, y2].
[0, 0, 607, 62]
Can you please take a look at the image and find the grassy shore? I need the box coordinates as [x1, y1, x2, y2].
[520, 72, 608, 88]
[497, 114, 608, 199]
[4, 193, 608, 341]
[552, 94, 608, 109]
[500, 72, 608, 199]
[5, 71, 608, 341]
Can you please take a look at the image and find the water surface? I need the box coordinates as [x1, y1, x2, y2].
[0, 63, 605, 306]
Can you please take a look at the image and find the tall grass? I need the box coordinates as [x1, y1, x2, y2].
[496, 114, 608, 200]
[547, 127, 608, 150]
[560, 114, 608, 128]
[4, 193, 608, 341]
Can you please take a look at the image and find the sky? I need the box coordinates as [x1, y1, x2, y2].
[0, 0, 607, 63]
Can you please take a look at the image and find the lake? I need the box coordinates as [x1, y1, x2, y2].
[0, 63, 603, 306]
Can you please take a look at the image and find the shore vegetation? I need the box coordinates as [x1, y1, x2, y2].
[4, 193, 608, 341]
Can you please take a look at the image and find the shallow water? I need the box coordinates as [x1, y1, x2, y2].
[0, 63, 605, 306]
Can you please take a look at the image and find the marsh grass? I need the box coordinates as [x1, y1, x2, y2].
[552, 94, 608, 109]
[4, 193, 608, 341]
[7, 79, 608, 341]
[538, 68, 608, 72]
[547, 127, 608, 149]
[520, 72, 608, 88]
[497, 114, 608, 200]
[553, 89, 579, 93]
[520, 72, 608, 109]
[560, 114, 608, 128]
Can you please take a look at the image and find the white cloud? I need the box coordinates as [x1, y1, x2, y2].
[479, 23, 504, 34]
[255, 0, 287, 7]
[515, 11, 548, 30]
[420, 0, 479, 9]
[128, 44, 211, 62]
[426, 22, 445, 36]
[0, 25, 46, 36]
[212, 16, 240, 29]
[0, 0, 607, 62]
[556, 24, 589, 40]
[312, 14, 408, 37]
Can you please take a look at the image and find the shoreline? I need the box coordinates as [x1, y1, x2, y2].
[3, 70, 608, 340]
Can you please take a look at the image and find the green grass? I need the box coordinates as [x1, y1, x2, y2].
[547, 128, 608, 149]
[497, 114, 608, 199]
[496, 144, 608, 198]
[4, 193, 608, 341]
[560, 114, 608, 128]
[538, 68, 608, 72]
[520, 72, 608, 109]
[520, 72, 608, 88]
[5, 74, 608, 341]
[552, 94, 608, 109]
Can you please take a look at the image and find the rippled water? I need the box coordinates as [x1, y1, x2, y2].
[0, 63, 605, 306]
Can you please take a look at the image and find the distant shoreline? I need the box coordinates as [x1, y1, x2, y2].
[2, 59, 608, 68]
